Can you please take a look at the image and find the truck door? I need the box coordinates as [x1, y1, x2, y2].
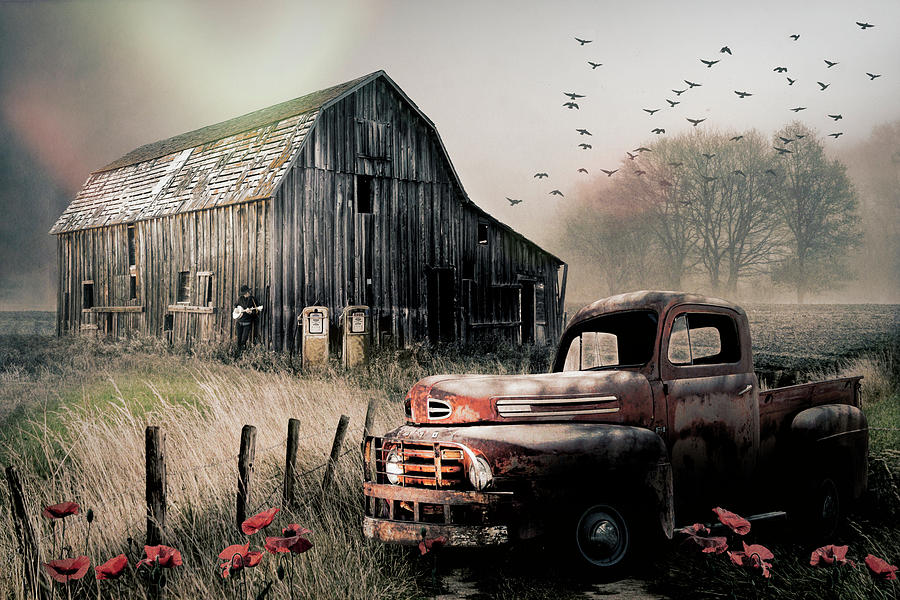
[660, 306, 759, 518]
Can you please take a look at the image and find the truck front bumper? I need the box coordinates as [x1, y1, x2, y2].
[362, 481, 512, 547]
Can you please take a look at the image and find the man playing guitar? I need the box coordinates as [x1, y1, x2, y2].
[233, 284, 263, 354]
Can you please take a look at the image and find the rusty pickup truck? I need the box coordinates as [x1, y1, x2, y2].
[362, 291, 868, 572]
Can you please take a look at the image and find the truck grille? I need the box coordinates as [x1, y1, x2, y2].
[375, 439, 467, 489]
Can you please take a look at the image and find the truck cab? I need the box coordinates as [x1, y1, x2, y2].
[362, 291, 867, 572]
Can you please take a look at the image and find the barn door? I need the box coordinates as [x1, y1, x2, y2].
[520, 280, 535, 344]
[427, 268, 456, 344]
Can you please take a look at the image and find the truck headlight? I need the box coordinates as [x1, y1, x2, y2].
[468, 455, 493, 490]
[385, 448, 403, 485]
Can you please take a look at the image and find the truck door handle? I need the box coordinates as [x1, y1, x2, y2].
[737, 384, 753, 396]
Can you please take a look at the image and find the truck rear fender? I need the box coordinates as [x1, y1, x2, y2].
[790, 404, 869, 500]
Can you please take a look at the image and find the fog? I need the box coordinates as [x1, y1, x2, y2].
[0, 0, 898, 309]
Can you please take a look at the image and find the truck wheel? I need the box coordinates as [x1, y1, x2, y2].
[572, 503, 633, 574]
[793, 474, 843, 540]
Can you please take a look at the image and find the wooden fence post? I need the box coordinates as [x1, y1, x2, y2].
[283, 418, 300, 508]
[6, 466, 42, 599]
[322, 414, 350, 492]
[145, 426, 166, 546]
[236, 425, 257, 531]
[362, 398, 377, 455]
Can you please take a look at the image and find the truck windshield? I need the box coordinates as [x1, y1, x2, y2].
[559, 310, 658, 371]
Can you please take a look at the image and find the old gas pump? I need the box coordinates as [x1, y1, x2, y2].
[300, 306, 329, 368]
[341, 305, 370, 368]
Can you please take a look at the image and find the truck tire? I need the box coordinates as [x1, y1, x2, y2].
[792, 473, 843, 540]
[571, 502, 635, 576]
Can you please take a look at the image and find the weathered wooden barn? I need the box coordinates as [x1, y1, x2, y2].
[50, 71, 567, 350]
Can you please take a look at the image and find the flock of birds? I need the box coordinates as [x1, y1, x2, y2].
[506, 20, 883, 206]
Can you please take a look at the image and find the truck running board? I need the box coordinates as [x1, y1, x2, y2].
[676, 511, 787, 535]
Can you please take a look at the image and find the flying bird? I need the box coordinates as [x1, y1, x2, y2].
[701, 59, 720, 68]
[817, 81, 830, 90]
[600, 169, 618, 177]
[687, 118, 706, 126]
[644, 108, 661, 115]
[796, 134, 806, 139]
[866, 72, 882, 80]
[588, 61, 603, 69]
[671, 89, 687, 96]
[684, 80, 701, 88]
[733, 169, 746, 177]
[765, 169, 777, 176]
[720, 46, 732, 55]
[577, 168, 589, 174]
[666, 99, 680, 107]
[576, 128, 592, 135]
[774, 147, 792, 154]
[506, 197, 522, 206]
[564, 92, 585, 100]
[790, 34, 800, 40]
[702, 153, 716, 159]
[563, 102, 579, 109]
[829, 132, 844, 138]
[778, 136, 794, 144]
[787, 77, 796, 85]
[550, 189, 565, 196]
[626, 152, 637, 160]
[774, 66, 788, 73]
[734, 90, 753, 98]
[652, 128, 666, 134]
[578, 143, 592, 149]
[633, 147, 652, 153]
[828, 114, 843, 121]
[790, 106, 806, 112]
[730, 135, 744, 141]
[856, 21, 874, 30]
[575, 37, 592, 45]
[824, 59, 839, 68]
[534, 172, 549, 179]
[634, 170, 646, 176]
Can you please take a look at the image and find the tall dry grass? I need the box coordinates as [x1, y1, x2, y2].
[0, 362, 419, 599]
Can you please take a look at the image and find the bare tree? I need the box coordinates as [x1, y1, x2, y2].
[769, 123, 861, 302]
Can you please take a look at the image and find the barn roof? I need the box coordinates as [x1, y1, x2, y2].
[49, 71, 564, 265]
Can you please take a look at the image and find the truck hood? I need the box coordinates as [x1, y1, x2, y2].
[405, 369, 653, 427]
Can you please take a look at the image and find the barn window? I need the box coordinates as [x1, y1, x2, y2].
[356, 175, 373, 214]
[355, 118, 392, 159]
[176, 271, 191, 303]
[198, 272, 214, 306]
[535, 283, 546, 324]
[477, 222, 489, 246]
[127, 225, 136, 267]
[82, 281, 94, 310]
[129, 275, 137, 300]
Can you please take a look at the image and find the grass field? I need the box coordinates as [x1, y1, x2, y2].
[0, 305, 897, 599]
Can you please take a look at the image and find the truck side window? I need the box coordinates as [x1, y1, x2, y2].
[667, 312, 740, 366]
[668, 315, 691, 365]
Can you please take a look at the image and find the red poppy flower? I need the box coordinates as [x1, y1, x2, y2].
[810, 544, 854, 567]
[43, 556, 90, 583]
[95, 554, 128, 580]
[218, 543, 263, 578]
[728, 541, 774, 578]
[42, 502, 80, 520]
[419, 535, 447, 556]
[136, 545, 182, 569]
[685, 523, 710, 536]
[712, 507, 751, 536]
[686, 534, 728, 554]
[865, 554, 898, 580]
[241, 507, 280, 535]
[264, 524, 313, 554]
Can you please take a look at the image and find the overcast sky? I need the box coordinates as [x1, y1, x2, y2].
[0, 0, 898, 309]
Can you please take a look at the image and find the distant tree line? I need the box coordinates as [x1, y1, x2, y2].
[558, 122, 861, 303]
